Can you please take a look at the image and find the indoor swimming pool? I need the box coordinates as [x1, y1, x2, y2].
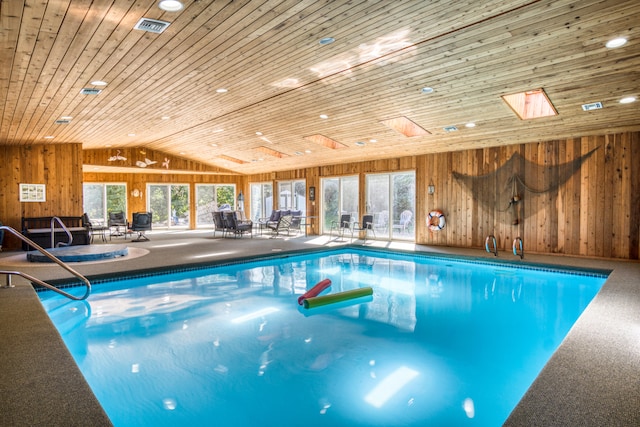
[38, 248, 608, 426]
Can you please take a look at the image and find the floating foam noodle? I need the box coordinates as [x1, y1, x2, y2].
[298, 295, 373, 317]
[303, 287, 374, 309]
[298, 278, 332, 305]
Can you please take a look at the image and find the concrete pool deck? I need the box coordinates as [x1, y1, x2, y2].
[1, 230, 638, 426]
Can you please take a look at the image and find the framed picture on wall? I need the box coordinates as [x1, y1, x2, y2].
[19, 184, 46, 202]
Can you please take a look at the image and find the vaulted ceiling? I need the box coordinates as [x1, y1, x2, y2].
[1, 0, 639, 175]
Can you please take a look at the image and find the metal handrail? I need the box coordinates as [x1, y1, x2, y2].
[0, 225, 91, 300]
[513, 236, 524, 259]
[50, 216, 73, 248]
[485, 235, 498, 256]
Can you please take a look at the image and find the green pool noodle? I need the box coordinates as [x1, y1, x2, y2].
[303, 287, 373, 309]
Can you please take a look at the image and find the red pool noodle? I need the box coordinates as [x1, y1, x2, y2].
[298, 279, 332, 305]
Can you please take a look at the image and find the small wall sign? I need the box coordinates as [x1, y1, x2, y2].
[19, 184, 46, 202]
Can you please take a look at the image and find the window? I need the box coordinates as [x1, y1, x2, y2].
[321, 176, 358, 233]
[195, 184, 236, 227]
[250, 182, 273, 222]
[277, 180, 306, 214]
[148, 184, 190, 228]
[83, 183, 127, 222]
[365, 172, 415, 240]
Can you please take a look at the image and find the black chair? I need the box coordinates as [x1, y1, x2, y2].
[330, 214, 351, 240]
[212, 211, 227, 238]
[129, 212, 152, 242]
[108, 211, 127, 237]
[351, 214, 375, 243]
[257, 210, 281, 235]
[267, 214, 293, 238]
[223, 211, 252, 238]
[289, 210, 302, 234]
[82, 213, 109, 243]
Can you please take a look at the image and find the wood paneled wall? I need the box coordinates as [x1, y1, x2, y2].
[248, 132, 640, 260]
[1, 132, 638, 259]
[0, 144, 84, 249]
[419, 133, 639, 260]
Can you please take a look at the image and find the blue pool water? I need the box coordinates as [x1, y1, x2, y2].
[39, 249, 607, 427]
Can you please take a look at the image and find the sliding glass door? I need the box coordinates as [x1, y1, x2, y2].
[321, 176, 358, 233]
[195, 184, 236, 227]
[365, 172, 415, 240]
[277, 180, 306, 214]
[148, 184, 190, 228]
[250, 182, 273, 222]
[83, 183, 127, 223]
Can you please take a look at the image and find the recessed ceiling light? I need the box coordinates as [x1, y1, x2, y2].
[60, 116, 73, 120]
[421, 87, 434, 94]
[44, 135, 54, 139]
[128, 133, 136, 137]
[369, 139, 377, 143]
[161, 116, 170, 120]
[210, 143, 218, 147]
[91, 80, 107, 86]
[256, 131, 263, 136]
[465, 122, 476, 128]
[319, 114, 329, 119]
[304, 149, 312, 153]
[105, 144, 112, 147]
[179, 152, 186, 155]
[158, 0, 183, 12]
[606, 37, 627, 48]
[319, 37, 335, 45]
[619, 96, 636, 104]
[216, 88, 228, 93]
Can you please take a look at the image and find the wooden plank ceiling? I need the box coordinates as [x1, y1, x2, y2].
[1, 0, 639, 175]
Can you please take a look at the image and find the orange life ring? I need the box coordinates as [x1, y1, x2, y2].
[427, 210, 446, 231]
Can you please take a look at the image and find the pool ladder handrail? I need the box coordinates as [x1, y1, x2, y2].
[0, 225, 91, 300]
[50, 216, 73, 248]
[485, 235, 498, 256]
[513, 236, 524, 259]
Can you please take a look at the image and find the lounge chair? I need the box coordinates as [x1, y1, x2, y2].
[108, 211, 127, 237]
[330, 214, 351, 240]
[82, 213, 109, 243]
[290, 210, 302, 234]
[393, 210, 413, 234]
[212, 211, 227, 238]
[351, 214, 375, 242]
[129, 212, 152, 242]
[223, 211, 253, 238]
[267, 214, 293, 238]
[257, 210, 281, 235]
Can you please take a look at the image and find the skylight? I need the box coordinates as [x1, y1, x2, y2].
[256, 146, 289, 158]
[381, 116, 430, 137]
[218, 155, 247, 164]
[304, 134, 347, 149]
[501, 88, 558, 120]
